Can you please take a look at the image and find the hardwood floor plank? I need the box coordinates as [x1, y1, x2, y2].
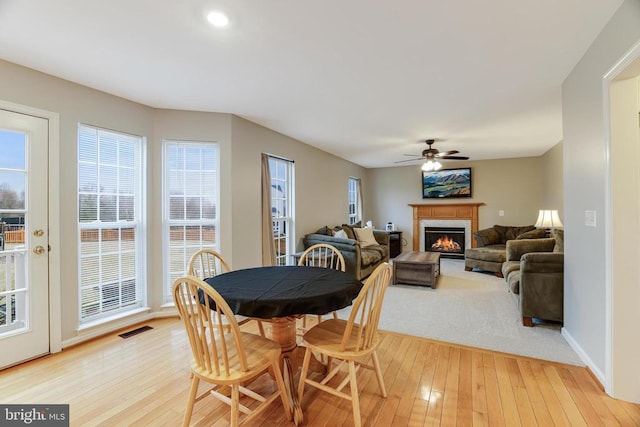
[455, 348, 473, 426]
[567, 367, 622, 426]
[493, 355, 522, 426]
[515, 359, 554, 427]
[355, 332, 399, 426]
[505, 357, 537, 426]
[471, 350, 489, 427]
[601, 397, 638, 427]
[375, 335, 415, 426]
[557, 367, 605, 426]
[440, 346, 461, 426]
[0, 318, 636, 427]
[399, 341, 432, 426]
[408, 342, 439, 427]
[424, 344, 449, 426]
[543, 364, 589, 427]
[394, 338, 426, 423]
[481, 353, 506, 427]
[529, 360, 571, 427]
[618, 399, 640, 426]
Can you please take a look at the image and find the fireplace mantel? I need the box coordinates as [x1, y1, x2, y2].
[409, 203, 485, 251]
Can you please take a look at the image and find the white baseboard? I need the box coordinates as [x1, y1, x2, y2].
[561, 326, 605, 387]
[62, 308, 178, 349]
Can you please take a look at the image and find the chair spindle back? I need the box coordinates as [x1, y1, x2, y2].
[297, 243, 346, 272]
[188, 249, 231, 280]
[173, 276, 248, 377]
[341, 262, 392, 352]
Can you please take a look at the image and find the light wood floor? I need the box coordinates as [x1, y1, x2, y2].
[1, 317, 639, 426]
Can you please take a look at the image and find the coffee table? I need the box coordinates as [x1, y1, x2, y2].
[393, 251, 440, 287]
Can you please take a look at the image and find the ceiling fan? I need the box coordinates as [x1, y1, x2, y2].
[395, 139, 469, 171]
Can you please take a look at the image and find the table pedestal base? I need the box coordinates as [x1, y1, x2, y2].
[265, 317, 326, 426]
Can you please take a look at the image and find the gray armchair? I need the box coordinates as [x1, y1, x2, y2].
[501, 234, 564, 326]
[464, 224, 544, 277]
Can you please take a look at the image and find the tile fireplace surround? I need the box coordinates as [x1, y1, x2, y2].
[409, 203, 485, 251]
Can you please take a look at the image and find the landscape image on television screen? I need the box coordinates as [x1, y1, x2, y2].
[422, 168, 471, 198]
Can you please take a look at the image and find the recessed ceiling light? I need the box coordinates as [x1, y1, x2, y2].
[207, 11, 229, 28]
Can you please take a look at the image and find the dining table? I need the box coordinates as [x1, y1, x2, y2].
[204, 265, 363, 425]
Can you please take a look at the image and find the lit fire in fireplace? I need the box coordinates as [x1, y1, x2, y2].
[431, 235, 462, 252]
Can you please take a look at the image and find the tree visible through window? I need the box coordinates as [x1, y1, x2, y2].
[77, 125, 144, 322]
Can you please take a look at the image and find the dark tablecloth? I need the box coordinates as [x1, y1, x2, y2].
[204, 266, 363, 319]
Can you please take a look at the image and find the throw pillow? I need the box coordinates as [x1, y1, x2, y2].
[552, 229, 564, 252]
[516, 229, 547, 240]
[474, 228, 500, 246]
[354, 227, 378, 247]
[315, 225, 332, 235]
[492, 225, 508, 242]
[333, 229, 348, 239]
[505, 225, 535, 241]
[341, 224, 356, 239]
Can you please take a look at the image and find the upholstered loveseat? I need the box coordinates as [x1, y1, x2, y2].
[303, 224, 390, 280]
[501, 229, 564, 326]
[464, 224, 546, 277]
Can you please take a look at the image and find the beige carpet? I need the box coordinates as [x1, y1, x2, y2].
[337, 258, 583, 366]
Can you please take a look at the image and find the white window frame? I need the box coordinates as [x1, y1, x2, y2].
[77, 124, 146, 324]
[269, 156, 295, 266]
[348, 177, 361, 225]
[162, 140, 219, 301]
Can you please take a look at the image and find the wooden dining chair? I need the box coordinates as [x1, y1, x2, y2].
[297, 243, 346, 326]
[173, 276, 292, 427]
[188, 249, 265, 337]
[297, 262, 392, 427]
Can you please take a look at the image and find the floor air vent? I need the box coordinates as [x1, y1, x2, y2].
[118, 325, 153, 339]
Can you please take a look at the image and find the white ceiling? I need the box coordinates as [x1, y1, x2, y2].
[0, 1, 624, 168]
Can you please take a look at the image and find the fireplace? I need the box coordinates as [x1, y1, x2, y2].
[424, 227, 465, 259]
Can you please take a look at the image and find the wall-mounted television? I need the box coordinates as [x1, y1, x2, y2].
[422, 167, 472, 199]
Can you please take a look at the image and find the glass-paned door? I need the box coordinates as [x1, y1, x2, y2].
[0, 109, 49, 369]
[269, 156, 294, 265]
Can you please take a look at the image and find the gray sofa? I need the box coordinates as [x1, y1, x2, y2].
[501, 230, 564, 326]
[303, 224, 390, 280]
[464, 224, 545, 276]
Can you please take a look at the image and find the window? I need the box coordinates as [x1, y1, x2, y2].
[77, 125, 145, 322]
[163, 141, 219, 300]
[348, 177, 361, 225]
[269, 156, 294, 265]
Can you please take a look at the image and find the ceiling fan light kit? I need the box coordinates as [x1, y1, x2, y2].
[421, 159, 442, 171]
[395, 139, 470, 167]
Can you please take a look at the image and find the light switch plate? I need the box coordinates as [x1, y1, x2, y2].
[585, 210, 597, 227]
[498, 210, 504, 216]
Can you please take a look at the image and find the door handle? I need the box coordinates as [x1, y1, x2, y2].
[33, 229, 45, 237]
[33, 245, 45, 255]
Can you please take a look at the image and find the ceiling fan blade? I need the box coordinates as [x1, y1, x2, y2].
[402, 153, 422, 157]
[394, 158, 423, 163]
[440, 155, 469, 160]
[435, 150, 459, 157]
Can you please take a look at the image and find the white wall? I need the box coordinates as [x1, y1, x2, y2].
[609, 74, 640, 401]
[229, 116, 367, 269]
[542, 142, 564, 212]
[562, 0, 640, 401]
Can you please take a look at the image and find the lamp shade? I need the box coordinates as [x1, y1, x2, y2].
[535, 210, 563, 228]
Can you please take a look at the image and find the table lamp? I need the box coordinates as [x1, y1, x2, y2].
[535, 209, 563, 236]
